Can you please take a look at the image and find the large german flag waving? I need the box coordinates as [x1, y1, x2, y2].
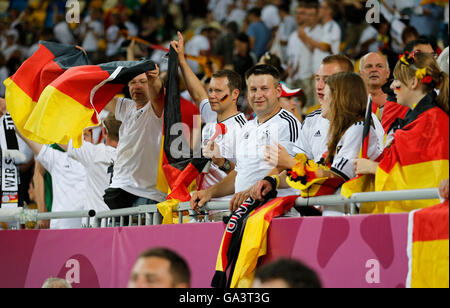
[4, 41, 156, 148]
[3, 41, 89, 144]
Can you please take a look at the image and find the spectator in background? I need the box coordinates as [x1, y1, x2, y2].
[232, 33, 255, 83]
[358, 52, 391, 120]
[299, 0, 342, 76]
[270, 2, 297, 65]
[214, 21, 239, 69]
[409, 1, 444, 41]
[286, 2, 317, 109]
[404, 38, 436, 56]
[279, 83, 305, 123]
[106, 12, 126, 60]
[261, 0, 282, 32]
[42, 277, 72, 288]
[77, 7, 104, 64]
[246, 7, 271, 59]
[128, 247, 191, 288]
[185, 24, 218, 76]
[252, 258, 322, 288]
[401, 26, 420, 49]
[52, 12, 75, 46]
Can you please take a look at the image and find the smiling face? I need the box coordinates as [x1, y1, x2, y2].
[128, 73, 150, 107]
[247, 74, 282, 120]
[208, 76, 233, 113]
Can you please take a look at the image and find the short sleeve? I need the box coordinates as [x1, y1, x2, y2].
[115, 98, 129, 122]
[36, 146, 64, 174]
[330, 125, 362, 181]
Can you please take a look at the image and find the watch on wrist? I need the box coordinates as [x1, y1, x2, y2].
[219, 158, 232, 172]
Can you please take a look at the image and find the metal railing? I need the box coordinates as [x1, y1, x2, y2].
[0, 188, 442, 229]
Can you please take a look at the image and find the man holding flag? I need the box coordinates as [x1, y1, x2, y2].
[102, 65, 168, 209]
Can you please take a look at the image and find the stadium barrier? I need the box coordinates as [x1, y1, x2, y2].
[0, 188, 441, 229]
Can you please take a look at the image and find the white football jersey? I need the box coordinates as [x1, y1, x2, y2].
[200, 108, 247, 190]
[330, 114, 385, 181]
[298, 109, 330, 162]
[235, 109, 302, 196]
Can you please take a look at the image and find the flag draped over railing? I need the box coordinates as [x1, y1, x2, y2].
[406, 200, 449, 288]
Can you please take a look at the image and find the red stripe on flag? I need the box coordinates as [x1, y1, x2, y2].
[413, 200, 449, 242]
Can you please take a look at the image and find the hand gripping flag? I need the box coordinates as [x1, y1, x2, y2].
[4, 41, 157, 148]
[211, 192, 298, 288]
[341, 96, 378, 212]
[406, 200, 449, 288]
[156, 46, 209, 223]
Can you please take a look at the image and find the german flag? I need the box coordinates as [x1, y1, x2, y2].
[341, 97, 377, 211]
[373, 96, 449, 213]
[229, 195, 298, 288]
[343, 94, 448, 213]
[3, 41, 89, 144]
[4, 41, 157, 148]
[406, 200, 449, 288]
[161, 46, 209, 202]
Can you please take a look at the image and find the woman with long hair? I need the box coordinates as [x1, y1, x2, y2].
[261, 72, 384, 216]
[354, 52, 449, 213]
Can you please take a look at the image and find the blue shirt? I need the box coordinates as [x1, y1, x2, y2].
[246, 21, 271, 59]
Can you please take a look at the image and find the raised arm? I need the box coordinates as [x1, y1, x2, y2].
[14, 128, 43, 156]
[170, 31, 208, 106]
[146, 64, 165, 118]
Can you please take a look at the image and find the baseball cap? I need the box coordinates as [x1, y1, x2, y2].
[280, 82, 303, 97]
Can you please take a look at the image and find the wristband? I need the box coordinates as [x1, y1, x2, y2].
[263, 175, 279, 191]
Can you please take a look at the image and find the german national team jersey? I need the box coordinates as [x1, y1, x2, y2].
[330, 114, 385, 181]
[235, 109, 302, 195]
[200, 105, 247, 190]
[298, 109, 329, 162]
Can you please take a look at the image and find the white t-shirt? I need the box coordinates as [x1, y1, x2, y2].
[261, 4, 281, 30]
[200, 107, 247, 190]
[36, 146, 87, 230]
[110, 98, 166, 202]
[81, 18, 104, 52]
[312, 20, 342, 73]
[67, 141, 117, 213]
[185, 35, 210, 74]
[235, 109, 302, 197]
[286, 28, 314, 81]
